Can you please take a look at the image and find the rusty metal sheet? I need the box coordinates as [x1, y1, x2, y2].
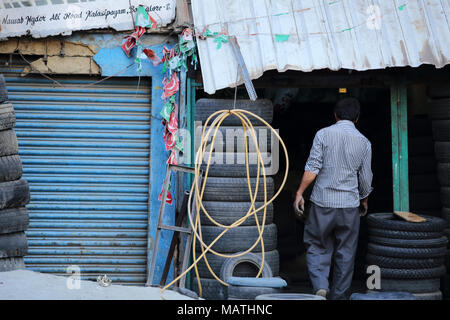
[192, 0, 450, 94]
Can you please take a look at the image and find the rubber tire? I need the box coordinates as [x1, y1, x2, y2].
[441, 188, 450, 208]
[220, 251, 273, 282]
[413, 291, 443, 300]
[409, 174, 440, 192]
[429, 98, 450, 120]
[175, 287, 199, 300]
[409, 136, 435, 156]
[196, 99, 273, 125]
[368, 228, 443, 240]
[255, 293, 326, 300]
[0, 257, 25, 272]
[0, 232, 28, 258]
[442, 274, 450, 298]
[378, 265, 446, 279]
[202, 177, 274, 202]
[408, 117, 433, 138]
[367, 243, 447, 259]
[435, 142, 450, 163]
[409, 209, 442, 217]
[368, 235, 448, 248]
[200, 160, 273, 178]
[444, 229, 450, 246]
[367, 213, 446, 232]
[200, 126, 272, 153]
[366, 253, 445, 269]
[196, 250, 279, 279]
[377, 278, 441, 293]
[200, 201, 273, 226]
[227, 285, 280, 300]
[437, 163, 450, 188]
[196, 224, 277, 253]
[410, 192, 442, 210]
[0, 155, 22, 183]
[0, 75, 7, 103]
[0, 103, 15, 131]
[0, 179, 30, 210]
[428, 86, 450, 99]
[0, 207, 28, 234]
[443, 207, 450, 222]
[351, 291, 416, 300]
[191, 277, 227, 300]
[0, 129, 18, 157]
[432, 119, 450, 141]
[409, 156, 437, 174]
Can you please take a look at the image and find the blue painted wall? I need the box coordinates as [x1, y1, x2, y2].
[93, 38, 178, 284]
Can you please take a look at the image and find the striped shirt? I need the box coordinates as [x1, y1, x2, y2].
[305, 120, 373, 208]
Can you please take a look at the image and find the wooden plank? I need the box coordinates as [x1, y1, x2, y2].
[146, 165, 172, 286]
[391, 84, 400, 211]
[398, 84, 409, 211]
[160, 192, 190, 287]
[391, 83, 409, 212]
[159, 225, 191, 233]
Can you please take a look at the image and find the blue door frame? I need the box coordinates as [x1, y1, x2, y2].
[94, 39, 178, 284]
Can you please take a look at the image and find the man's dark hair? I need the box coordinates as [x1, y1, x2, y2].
[334, 97, 360, 122]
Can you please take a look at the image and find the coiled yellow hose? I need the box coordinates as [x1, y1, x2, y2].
[160, 109, 289, 299]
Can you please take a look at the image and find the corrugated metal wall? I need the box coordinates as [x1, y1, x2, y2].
[192, 0, 450, 94]
[1, 61, 151, 285]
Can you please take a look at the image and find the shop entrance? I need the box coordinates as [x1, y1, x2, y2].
[265, 86, 392, 292]
[195, 72, 394, 293]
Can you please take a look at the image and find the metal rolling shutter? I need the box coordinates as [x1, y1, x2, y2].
[2, 62, 151, 285]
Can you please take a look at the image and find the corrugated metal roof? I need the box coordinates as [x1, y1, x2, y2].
[192, 0, 450, 94]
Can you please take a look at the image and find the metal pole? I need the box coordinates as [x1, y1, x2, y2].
[391, 82, 409, 211]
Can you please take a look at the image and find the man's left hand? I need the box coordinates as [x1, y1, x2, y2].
[359, 198, 368, 216]
[294, 194, 305, 219]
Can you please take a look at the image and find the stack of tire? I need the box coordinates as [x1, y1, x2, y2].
[221, 252, 284, 300]
[408, 116, 441, 217]
[0, 75, 31, 272]
[366, 213, 447, 300]
[427, 86, 450, 298]
[191, 99, 279, 300]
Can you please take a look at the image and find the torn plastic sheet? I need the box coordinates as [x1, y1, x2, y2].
[135, 5, 158, 29]
[121, 26, 146, 57]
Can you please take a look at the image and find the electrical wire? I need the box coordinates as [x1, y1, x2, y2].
[160, 108, 289, 299]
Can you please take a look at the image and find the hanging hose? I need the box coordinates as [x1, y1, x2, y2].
[160, 108, 289, 299]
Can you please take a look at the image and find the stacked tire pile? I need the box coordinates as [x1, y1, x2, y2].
[221, 252, 284, 300]
[0, 75, 31, 272]
[408, 116, 441, 217]
[366, 213, 447, 300]
[427, 86, 450, 298]
[192, 99, 279, 300]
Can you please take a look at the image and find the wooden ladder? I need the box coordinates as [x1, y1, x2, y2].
[146, 164, 198, 288]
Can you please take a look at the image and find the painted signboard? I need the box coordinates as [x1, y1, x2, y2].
[0, 0, 176, 39]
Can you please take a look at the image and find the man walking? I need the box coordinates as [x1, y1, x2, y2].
[294, 97, 373, 300]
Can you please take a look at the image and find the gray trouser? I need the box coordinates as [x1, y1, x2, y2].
[303, 202, 360, 300]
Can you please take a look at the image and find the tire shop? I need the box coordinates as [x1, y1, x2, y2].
[0, 0, 450, 301]
[187, 0, 450, 300]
